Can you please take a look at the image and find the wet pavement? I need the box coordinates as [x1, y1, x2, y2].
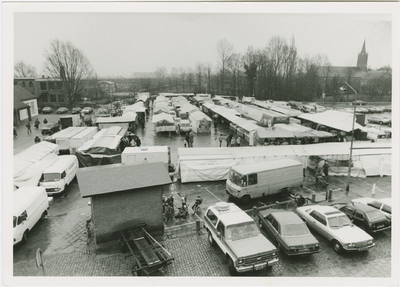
[12, 108, 394, 278]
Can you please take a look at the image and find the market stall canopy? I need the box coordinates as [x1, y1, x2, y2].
[255, 127, 294, 139]
[297, 110, 365, 132]
[152, 113, 174, 124]
[96, 112, 137, 124]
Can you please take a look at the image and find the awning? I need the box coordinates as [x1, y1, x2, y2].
[297, 110, 364, 132]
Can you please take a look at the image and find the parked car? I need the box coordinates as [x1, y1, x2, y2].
[351, 197, 392, 221]
[352, 100, 367, 105]
[40, 122, 60, 135]
[177, 119, 192, 133]
[82, 107, 93, 114]
[96, 108, 110, 117]
[258, 209, 320, 256]
[334, 203, 390, 233]
[56, 107, 69, 114]
[42, 107, 54, 114]
[296, 205, 375, 254]
[367, 116, 391, 126]
[71, 107, 82, 114]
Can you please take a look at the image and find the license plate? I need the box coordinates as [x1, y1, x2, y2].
[300, 248, 309, 252]
[254, 265, 264, 271]
[358, 247, 368, 251]
[377, 225, 384, 229]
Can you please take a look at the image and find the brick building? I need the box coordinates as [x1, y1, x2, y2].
[77, 162, 171, 244]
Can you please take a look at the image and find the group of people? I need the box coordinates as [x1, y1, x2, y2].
[184, 131, 195, 148]
[120, 133, 141, 152]
[216, 133, 242, 147]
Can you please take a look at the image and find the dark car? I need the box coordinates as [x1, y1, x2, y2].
[71, 107, 82, 114]
[258, 209, 320, 256]
[335, 203, 390, 233]
[42, 107, 54, 114]
[56, 107, 69, 114]
[40, 123, 60, 135]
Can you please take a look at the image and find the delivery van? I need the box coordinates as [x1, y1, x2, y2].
[39, 155, 79, 195]
[226, 159, 303, 204]
[14, 186, 49, 245]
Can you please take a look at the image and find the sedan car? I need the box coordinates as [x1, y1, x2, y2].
[334, 203, 390, 233]
[296, 205, 375, 254]
[71, 107, 82, 114]
[352, 100, 367, 105]
[41, 107, 54, 114]
[96, 108, 110, 117]
[82, 107, 93, 114]
[351, 197, 392, 221]
[40, 123, 60, 135]
[258, 209, 320, 256]
[56, 107, 69, 114]
[367, 116, 391, 126]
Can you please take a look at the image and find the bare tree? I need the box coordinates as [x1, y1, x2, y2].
[44, 39, 93, 109]
[155, 67, 168, 89]
[14, 61, 37, 78]
[217, 38, 233, 94]
[179, 68, 186, 92]
[195, 63, 206, 93]
[186, 67, 195, 92]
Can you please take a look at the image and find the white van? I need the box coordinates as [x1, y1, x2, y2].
[226, 159, 303, 204]
[39, 155, 79, 195]
[14, 187, 49, 245]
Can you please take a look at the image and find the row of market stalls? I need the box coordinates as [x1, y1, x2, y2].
[177, 142, 392, 183]
[152, 94, 212, 133]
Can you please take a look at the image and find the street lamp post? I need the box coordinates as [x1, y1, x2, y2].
[343, 82, 358, 194]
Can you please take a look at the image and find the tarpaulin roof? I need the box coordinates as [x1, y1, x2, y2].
[297, 110, 365, 132]
[152, 113, 174, 123]
[103, 126, 127, 136]
[95, 112, 137, 124]
[189, 111, 212, 121]
[255, 127, 294, 139]
[77, 162, 171, 197]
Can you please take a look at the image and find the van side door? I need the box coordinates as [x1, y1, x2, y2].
[247, 173, 261, 197]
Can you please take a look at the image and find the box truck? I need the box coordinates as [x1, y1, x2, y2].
[14, 187, 49, 245]
[226, 159, 303, 204]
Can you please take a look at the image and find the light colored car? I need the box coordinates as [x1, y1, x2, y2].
[367, 116, 391, 126]
[178, 119, 192, 133]
[296, 205, 375, 254]
[56, 107, 69, 114]
[351, 198, 392, 221]
[41, 106, 54, 114]
[82, 107, 93, 114]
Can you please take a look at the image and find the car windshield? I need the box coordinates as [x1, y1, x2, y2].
[13, 216, 17, 228]
[226, 222, 259, 240]
[281, 223, 309, 236]
[328, 215, 352, 227]
[366, 210, 385, 222]
[229, 170, 245, 187]
[41, 173, 61, 182]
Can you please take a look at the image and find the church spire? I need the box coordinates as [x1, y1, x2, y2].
[357, 39, 368, 71]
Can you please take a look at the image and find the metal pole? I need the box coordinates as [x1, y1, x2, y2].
[345, 82, 357, 194]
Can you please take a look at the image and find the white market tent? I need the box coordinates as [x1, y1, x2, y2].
[69, 127, 98, 154]
[96, 112, 137, 129]
[46, 127, 88, 151]
[297, 110, 365, 133]
[177, 142, 391, 183]
[152, 113, 175, 132]
[14, 141, 59, 188]
[188, 111, 212, 133]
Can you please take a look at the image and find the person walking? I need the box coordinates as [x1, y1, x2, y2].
[26, 122, 32, 134]
[218, 134, 224, 147]
[184, 133, 190, 148]
[189, 131, 194, 148]
[34, 118, 41, 129]
[323, 162, 329, 177]
[236, 136, 241, 147]
[226, 133, 233, 147]
[34, 136, 41, 143]
[43, 118, 48, 124]
[230, 136, 236, 148]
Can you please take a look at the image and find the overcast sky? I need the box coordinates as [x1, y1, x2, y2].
[14, 12, 392, 78]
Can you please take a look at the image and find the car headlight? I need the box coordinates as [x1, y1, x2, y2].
[346, 243, 356, 248]
[238, 258, 243, 264]
[367, 240, 374, 245]
[272, 252, 277, 256]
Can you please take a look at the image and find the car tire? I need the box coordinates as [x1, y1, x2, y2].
[21, 230, 28, 244]
[258, 220, 263, 230]
[281, 188, 289, 197]
[208, 232, 215, 246]
[241, 195, 251, 205]
[41, 210, 48, 220]
[228, 257, 237, 276]
[332, 240, 344, 254]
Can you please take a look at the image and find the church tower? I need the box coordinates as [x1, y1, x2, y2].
[357, 40, 368, 71]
